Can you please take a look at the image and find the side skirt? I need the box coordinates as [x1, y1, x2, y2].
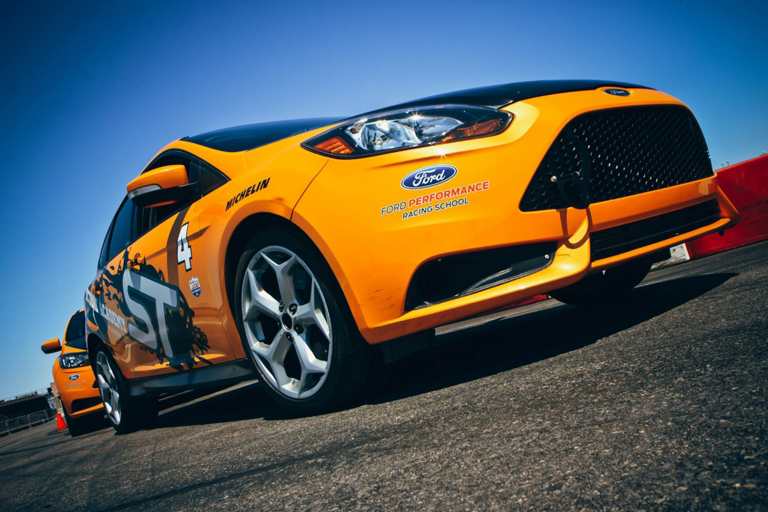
[128, 359, 255, 397]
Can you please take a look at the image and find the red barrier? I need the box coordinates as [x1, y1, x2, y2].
[687, 154, 768, 258]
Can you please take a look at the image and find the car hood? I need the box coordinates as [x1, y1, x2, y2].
[359, 79, 650, 117]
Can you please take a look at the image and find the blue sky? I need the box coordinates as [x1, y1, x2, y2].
[0, 0, 765, 398]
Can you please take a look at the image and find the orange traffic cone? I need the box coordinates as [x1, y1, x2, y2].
[56, 412, 67, 431]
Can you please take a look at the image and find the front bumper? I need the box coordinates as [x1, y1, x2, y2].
[54, 364, 103, 418]
[363, 180, 736, 342]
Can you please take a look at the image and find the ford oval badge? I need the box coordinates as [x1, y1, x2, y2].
[604, 88, 630, 96]
[401, 165, 457, 190]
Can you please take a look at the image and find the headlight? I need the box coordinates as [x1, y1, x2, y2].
[303, 104, 512, 158]
[59, 353, 89, 369]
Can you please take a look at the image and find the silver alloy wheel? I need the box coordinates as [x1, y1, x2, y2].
[95, 352, 121, 425]
[240, 245, 333, 399]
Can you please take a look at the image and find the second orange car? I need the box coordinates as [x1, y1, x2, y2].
[42, 310, 103, 435]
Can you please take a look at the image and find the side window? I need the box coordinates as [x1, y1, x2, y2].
[135, 202, 179, 239]
[98, 228, 111, 268]
[107, 198, 136, 261]
[63, 311, 87, 350]
[188, 158, 226, 196]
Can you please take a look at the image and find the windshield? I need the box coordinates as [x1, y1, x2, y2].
[64, 311, 86, 350]
[183, 117, 341, 152]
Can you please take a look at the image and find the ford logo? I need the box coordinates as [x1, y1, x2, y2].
[604, 88, 630, 96]
[401, 165, 457, 189]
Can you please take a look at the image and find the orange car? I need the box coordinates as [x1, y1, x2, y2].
[42, 310, 103, 435]
[83, 80, 738, 432]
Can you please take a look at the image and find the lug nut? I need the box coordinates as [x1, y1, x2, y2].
[286, 332, 293, 341]
[295, 325, 304, 334]
[279, 304, 285, 312]
[288, 303, 298, 314]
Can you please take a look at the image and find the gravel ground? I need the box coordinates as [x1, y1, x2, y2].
[1, 242, 766, 511]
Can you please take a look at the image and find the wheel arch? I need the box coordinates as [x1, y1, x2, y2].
[222, 212, 363, 334]
[86, 332, 108, 365]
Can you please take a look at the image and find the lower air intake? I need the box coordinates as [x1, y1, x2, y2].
[405, 243, 556, 311]
[71, 396, 102, 413]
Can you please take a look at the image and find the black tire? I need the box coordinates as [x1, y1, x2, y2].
[550, 257, 652, 305]
[63, 409, 85, 437]
[233, 227, 371, 415]
[93, 348, 158, 434]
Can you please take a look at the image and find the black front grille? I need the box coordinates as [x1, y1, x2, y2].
[520, 105, 714, 211]
[591, 200, 721, 260]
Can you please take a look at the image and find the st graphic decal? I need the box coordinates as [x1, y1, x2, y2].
[86, 249, 209, 369]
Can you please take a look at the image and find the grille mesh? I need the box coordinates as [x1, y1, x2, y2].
[520, 105, 713, 211]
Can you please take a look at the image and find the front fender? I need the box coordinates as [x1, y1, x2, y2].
[180, 144, 332, 357]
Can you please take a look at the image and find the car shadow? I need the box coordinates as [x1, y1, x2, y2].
[369, 271, 736, 404]
[153, 271, 735, 428]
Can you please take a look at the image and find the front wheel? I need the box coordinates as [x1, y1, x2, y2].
[94, 349, 157, 434]
[550, 257, 652, 305]
[234, 229, 370, 415]
[63, 409, 86, 437]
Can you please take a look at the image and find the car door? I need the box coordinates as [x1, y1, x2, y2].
[86, 195, 179, 378]
[128, 151, 235, 374]
[86, 154, 229, 380]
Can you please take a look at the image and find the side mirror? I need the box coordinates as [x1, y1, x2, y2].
[127, 164, 197, 208]
[41, 337, 62, 354]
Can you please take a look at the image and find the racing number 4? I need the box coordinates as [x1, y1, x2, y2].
[177, 223, 192, 271]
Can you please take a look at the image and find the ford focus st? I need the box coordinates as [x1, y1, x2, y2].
[42, 310, 104, 435]
[83, 80, 738, 431]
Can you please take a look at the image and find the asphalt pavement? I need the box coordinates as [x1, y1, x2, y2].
[1, 242, 766, 511]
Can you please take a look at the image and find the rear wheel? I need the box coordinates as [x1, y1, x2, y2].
[94, 349, 157, 434]
[234, 229, 370, 415]
[550, 257, 652, 305]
